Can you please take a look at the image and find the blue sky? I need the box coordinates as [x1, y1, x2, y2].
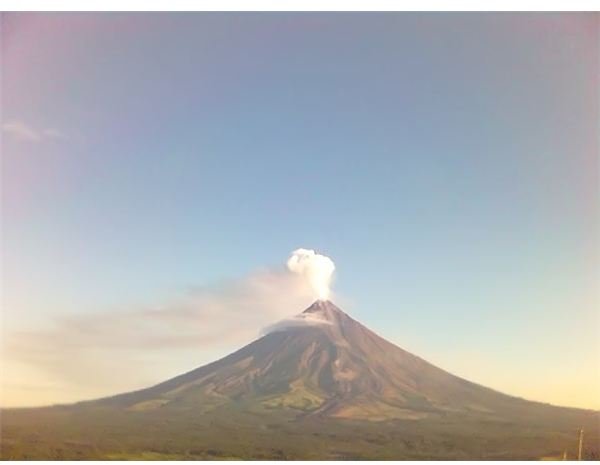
[2, 12, 598, 408]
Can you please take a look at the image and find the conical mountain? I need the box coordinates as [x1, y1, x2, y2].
[95, 300, 556, 420]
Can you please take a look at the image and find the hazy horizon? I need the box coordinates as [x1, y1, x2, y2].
[2, 12, 598, 411]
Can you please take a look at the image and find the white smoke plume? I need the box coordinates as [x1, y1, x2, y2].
[286, 248, 335, 300]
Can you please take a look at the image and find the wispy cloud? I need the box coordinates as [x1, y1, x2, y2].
[2, 120, 66, 142]
[2, 121, 40, 141]
[41, 128, 67, 140]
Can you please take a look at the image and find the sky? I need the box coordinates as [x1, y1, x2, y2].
[1, 12, 598, 409]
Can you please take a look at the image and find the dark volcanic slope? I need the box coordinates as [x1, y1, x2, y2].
[91, 301, 582, 421]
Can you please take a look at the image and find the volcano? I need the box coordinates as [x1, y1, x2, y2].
[98, 300, 539, 420]
[2, 301, 598, 460]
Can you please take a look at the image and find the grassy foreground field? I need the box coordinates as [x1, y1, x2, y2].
[1, 401, 599, 460]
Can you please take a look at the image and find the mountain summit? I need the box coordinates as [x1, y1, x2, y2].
[302, 299, 344, 317]
[97, 300, 540, 420]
